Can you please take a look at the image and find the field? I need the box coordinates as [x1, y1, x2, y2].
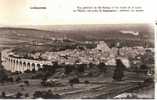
[0, 67, 154, 99]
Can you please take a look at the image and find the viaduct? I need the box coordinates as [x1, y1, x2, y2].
[1, 49, 52, 73]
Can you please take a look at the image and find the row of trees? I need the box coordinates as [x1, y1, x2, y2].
[40, 60, 125, 81]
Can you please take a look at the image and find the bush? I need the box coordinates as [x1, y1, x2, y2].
[33, 90, 61, 99]
[77, 64, 85, 73]
[64, 65, 72, 75]
[69, 77, 80, 84]
[1, 91, 6, 97]
[15, 77, 22, 82]
[24, 69, 31, 73]
[84, 80, 90, 84]
[15, 92, 23, 99]
[24, 80, 30, 86]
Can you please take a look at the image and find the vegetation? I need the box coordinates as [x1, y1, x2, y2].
[113, 59, 126, 81]
[33, 90, 61, 99]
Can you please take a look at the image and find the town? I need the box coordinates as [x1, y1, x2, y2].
[0, 25, 154, 99]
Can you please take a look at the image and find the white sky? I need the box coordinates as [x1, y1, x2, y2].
[0, 0, 156, 26]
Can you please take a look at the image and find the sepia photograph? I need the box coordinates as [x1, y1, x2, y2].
[0, 24, 154, 99]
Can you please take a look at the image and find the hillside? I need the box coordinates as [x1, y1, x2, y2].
[0, 24, 154, 48]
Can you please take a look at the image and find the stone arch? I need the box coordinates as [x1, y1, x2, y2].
[12, 60, 15, 67]
[9, 59, 13, 70]
[16, 60, 18, 64]
[32, 63, 36, 70]
[13, 59, 16, 63]
[37, 64, 41, 68]
[11, 59, 16, 72]
[23, 62, 26, 66]
[19, 61, 23, 72]
[27, 63, 31, 70]
[13, 60, 18, 72]
[23, 62, 27, 71]
[10, 59, 12, 63]
[11, 58, 13, 62]
[37, 64, 41, 70]
[19, 61, 22, 66]
[9, 58, 11, 62]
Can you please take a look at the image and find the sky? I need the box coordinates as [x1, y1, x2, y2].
[0, 0, 156, 26]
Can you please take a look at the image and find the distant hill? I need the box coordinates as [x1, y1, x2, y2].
[0, 27, 62, 41]
[0, 24, 154, 48]
[0, 25, 153, 40]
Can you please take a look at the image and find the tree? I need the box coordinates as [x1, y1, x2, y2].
[15, 76, 22, 83]
[69, 77, 80, 84]
[24, 93, 29, 98]
[97, 62, 107, 73]
[42, 64, 56, 74]
[24, 80, 30, 86]
[24, 69, 31, 73]
[0, 68, 8, 83]
[113, 59, 126, 81]
[77, 64, 85, 73]
[15, 92, 23, 98]
[89, 62, 94, 68]
[64, 65, 72, 74]
[1, 91, 6, 98]
[7, 77, 14, 83]
[140, 64, 148, 74]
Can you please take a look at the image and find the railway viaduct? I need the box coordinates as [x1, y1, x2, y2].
[1, 49, 52, 73]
